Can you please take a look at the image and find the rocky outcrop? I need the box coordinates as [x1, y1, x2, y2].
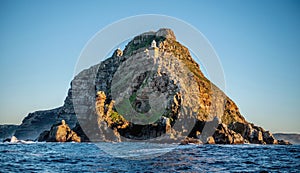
[212, 123, 244, 144]
[206, 136, 215, 144]
[182, 119, 291, 145]
[37, 130, 49, 142]
[227, 122, 280, 144]
[277, 140, 292, 145]
[13, 106, 78, 141]
[10, 28, 289, 144]
[71, 123, 90, 142]
[274, 133, 298, 144]
[95, 91, 129, 129]
[37, 120, 80, 142]
[94, 91, 129, 142]
[180, 137, 202, 145]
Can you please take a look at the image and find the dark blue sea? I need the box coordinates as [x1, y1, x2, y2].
[0, 142, 299, 172]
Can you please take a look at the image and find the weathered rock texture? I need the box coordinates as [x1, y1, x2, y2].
[212, 123, 244, 144]
[37, 120, 80, 142]
[3, 28, 289, 144]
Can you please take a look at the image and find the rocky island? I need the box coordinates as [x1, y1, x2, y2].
[0, 28, 291, 145]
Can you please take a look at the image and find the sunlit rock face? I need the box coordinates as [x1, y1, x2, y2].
[37, 120, 80, 142]
[72, 28, 249, 143]
[9, 28, 289, 144]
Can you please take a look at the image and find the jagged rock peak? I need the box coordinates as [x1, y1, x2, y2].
[156, 28, 176, 40]
[139, 28, 176, 40]
[113, 48, 123, 57]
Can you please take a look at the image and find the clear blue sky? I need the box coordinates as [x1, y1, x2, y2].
[0, 1, 299, 133]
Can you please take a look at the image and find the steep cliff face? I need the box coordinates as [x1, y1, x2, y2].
[10, 28, 284, 144]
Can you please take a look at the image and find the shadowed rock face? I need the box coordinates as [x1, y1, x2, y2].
[0, 125, 18, 141]
[212, 123, 244, 144]
[7, 28, 289, 144]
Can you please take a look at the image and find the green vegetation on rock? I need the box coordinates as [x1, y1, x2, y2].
[109, 111, 127, 125]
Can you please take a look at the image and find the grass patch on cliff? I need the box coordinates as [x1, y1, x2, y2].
[110, 111, 126, 124]
[129, 92, 137, 104]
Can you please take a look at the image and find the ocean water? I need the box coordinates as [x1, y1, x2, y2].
[0, 142, 299, 172]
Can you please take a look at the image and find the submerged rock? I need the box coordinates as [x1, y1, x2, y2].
[206, 136, 215, 144]
[180, 137, 202, 145]
[277, 140, 292, 145]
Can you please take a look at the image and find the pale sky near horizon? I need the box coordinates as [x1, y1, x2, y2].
[0, 1, 299, 133]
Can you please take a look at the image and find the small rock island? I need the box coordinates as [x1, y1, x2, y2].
[1, 28, 291, 145]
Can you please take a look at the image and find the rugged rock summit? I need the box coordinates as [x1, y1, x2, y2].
[5, 28, 289, 144]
